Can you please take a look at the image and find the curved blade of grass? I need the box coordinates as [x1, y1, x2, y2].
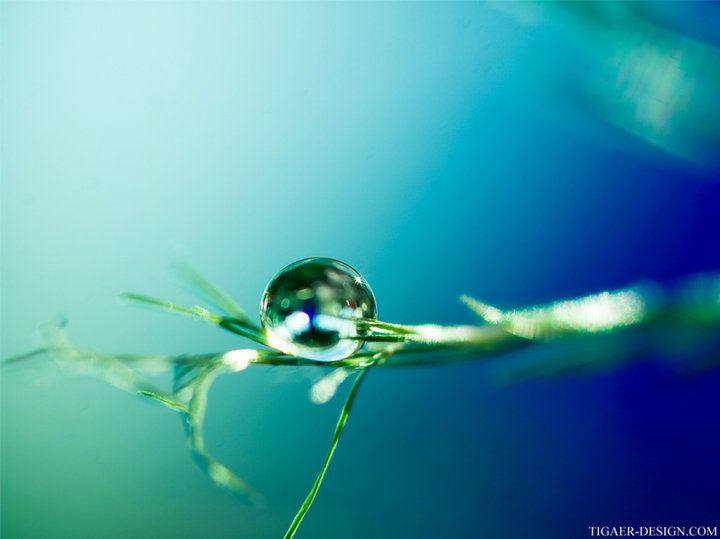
[36, 322, 172, 396]
[174, 263, 251, 323]
[122, 292, 266, 345]
[122, 292, 223, 321]
[139, 390, 190, 414]
[185, 364, 266, 506]
[283, 366, 370, 539]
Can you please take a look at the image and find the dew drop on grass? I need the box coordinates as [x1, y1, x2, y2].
[260, 258, 377, 361]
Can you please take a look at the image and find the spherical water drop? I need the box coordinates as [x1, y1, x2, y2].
[260, 258, 377, 362]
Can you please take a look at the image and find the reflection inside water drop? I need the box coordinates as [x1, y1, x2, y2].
[260, 257, 377, 361]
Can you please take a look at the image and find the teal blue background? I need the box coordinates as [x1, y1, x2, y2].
[2, 3, 719, 538]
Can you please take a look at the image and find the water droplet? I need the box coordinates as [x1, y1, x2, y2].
[260, 258, 377, 361]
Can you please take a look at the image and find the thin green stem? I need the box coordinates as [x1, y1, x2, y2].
[282, 366, 371, 539]
[138, 390, 190, 414]
[122, 292, 267, 345]
[174, 262, 250, 323]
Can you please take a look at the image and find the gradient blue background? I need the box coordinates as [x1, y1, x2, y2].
[2, 2, 719, 538]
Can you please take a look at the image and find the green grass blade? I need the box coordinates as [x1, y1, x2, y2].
[355, 318, 417, 335]
[283, 367, 370, 539]
[122, 293, 222, 322]
[122, 292, 267, 345]
[185, 365, 266, 506]
[175, 263, 251, 323]
[139, 390, 190, 413]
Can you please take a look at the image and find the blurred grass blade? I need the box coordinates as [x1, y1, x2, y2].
[139, 390, 190, 413]
[185, 364, 266, 506]
[38, 321, 170, 396]
[1, 347, 56, 367]
[309, 367, 351, 404]
[461, 287, 650, 339]
[175, 263, 251, 324]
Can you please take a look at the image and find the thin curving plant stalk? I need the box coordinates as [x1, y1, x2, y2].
[3, 260, 720, 538]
